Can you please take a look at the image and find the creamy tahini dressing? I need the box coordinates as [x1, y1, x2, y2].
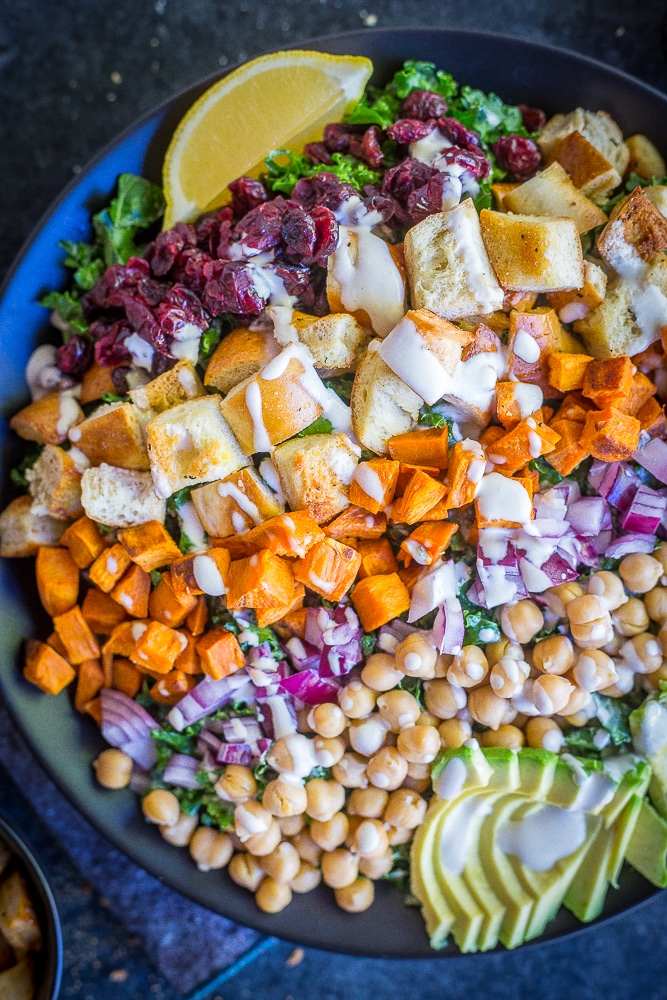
[445, 200, 504, 315]
[352, 463, 385, 504]
[498, 804, 587, 871]
[217, 481, 261, 524]
[378, 316, 457, 405]
[193, 554, 225, 596]
[474, 472, 533, 524]
[331, 225, 405, 338]
[439, 795, 494, 876]
[244, 380, 273, 453]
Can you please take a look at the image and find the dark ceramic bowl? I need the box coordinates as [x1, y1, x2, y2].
[1, 27, 666, 958]
[0, 811, 63, 1000]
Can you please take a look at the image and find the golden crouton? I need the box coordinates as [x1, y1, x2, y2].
[269, 307, 371, 375]
[378, 308, 470, 404]
[68, 401, 149, 471]
[81, 464, 166, 527]
[327, 227, 406, 337]
[350, 343, 423, 455]
[191, 466, 284, 538]
[272, 432, 360, 525]
[129, 358, 204, 417]
[538, 108, 630, 177]
[480, 210, 584, 292]
[204, 326, 281, 394]
[9, 390, 83, 446]
[502, 162, 608, 234]
[547, 260, 608, 324]
[547, 130, 621, 202]
[0, 495, 66, 557]
[625, 134, 667, 181]
[597, 185, 667, 273]
[26, 444, 84, 520]
[0, 870, 41, 952]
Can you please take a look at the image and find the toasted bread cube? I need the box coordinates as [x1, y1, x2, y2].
[9, 389, 83, 445]
[574, 257, 667, 357]
[117, 521, 182, 571]
[129, 358, 204, 419]
[404, 200, 504, 319]
[0, 495, 66, 557]
[538, 108, 630, 177]
[0, 958, 35, 1000]
[547, 130, 621, 202]
[191, 466, 284, 538]
[547, 260, 607, 324]
[644, 185, 667, 219]
[219, 357, 323, 455]
[350, 344, 423, 455]
[480, 210, 584, 292]
[204, 326, 281, 394]
[272, 432, 360, 525]
[377, 308, 470, 405]
[146, 395, 248, 499]
[502, 162, 607, 234]
[597, 186, 667, 273]
[68, 401, 149, 470]
[79, 361, 117, 405]
[26, 443, 84, 519]
[490, 182, 521, 209]
[269, 307, 371, 374]
[81, 463, 166, 527]
[327, 226, 406, 337]
[625, 134, 667, 181]
[0, 871, 41, 951]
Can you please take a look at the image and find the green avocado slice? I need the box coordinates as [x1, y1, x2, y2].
[410, 799, 456, 949]
[478, 792, 535, 949]
[625, 797, 667, 888]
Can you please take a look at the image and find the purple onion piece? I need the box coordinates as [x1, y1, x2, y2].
[163, 753, 201, 789]
[166, 672, 250, 731]
[622, 483, 667, 535]
[279, 669, 341, 705]
[604, 533, 657, 559]
[430, 598, 465, 655]
[634, 438, 667, 485]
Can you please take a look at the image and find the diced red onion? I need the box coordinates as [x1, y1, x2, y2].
[634, 437, 667, 485]
[216, 743, 255, 766]
[196, 729, 223, 755]
[589, 529, 614, 555]
[622, 483, 667, 534]
[304, 605, 361, 651]
[284, 636, 322, 672]
[431, 598, 465, 655]
[566, 497, 611, 536]
[252, 660, 291, 699]
[604, 533, 657, 559]
[376, 619, 418, 653]
[163, 753, 201, 789]
[318, 638, 363, 678]
[595, 462, 642, 513]
[279, 669, 341, 704]
[221, 717, 264, 744]
[100, 688, 160, 769]
[166, 672, 251, 731]
[523, 518, 572, 539]
[256, 692, 298, 740]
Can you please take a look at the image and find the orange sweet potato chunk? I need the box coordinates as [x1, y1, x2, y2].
[324, 506, 387, 540]
[390, 470, 447, 525]
[148, 572, 198, 627]
[255, 582, 306, 629]
[356, 538, 398, 579]
[195, 628, 245, 680]
[582, 357, 637, 409]
[52, 605, 100, 664]
[348, 459, 400, 515]
[387, 428, 449, 469]
[88, 543, 132, 593]
[81, 587, 128, 634]
[130, 620, 187, 675]
[23, 639, 76, 694]
[74, 658, 106, 712]
[35, 545, 80, 617]
[293, 538, 361, 603]
[581, 407, 641, 462]
[60, 516, 108, 568]
[150, 669, 197, 704]
[243, 510, 324, 559]
[117, 521, 182, 571]
[226, 549, 295, 610]
[350, 573, 411, 632]
[110, 563, 152, 619]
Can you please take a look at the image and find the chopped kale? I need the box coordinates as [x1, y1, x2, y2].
[295, 416, 334, 437]
[9, 444, 42, 491]
[324, 375, 355, 405]
[264, 149, 381, 195]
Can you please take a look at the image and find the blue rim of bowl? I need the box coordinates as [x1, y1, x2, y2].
[1, 26, 666, 958]
[0, 810, 63, 1000]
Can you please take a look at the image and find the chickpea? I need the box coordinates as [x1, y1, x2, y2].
[307, 702, 348, 738]
[587, 570, 629, 611]
[260, 841, 301, 883]
[262, 776, 308, 818]
[417, 710, 440, 728]
[338, 680, 377, 719]
[279, 814, 305, 838]
[360, 652, 404, 691]
[386, 825, 412, 846]
[334, 875, 375, 913]
[267, 735, 317, 779]
[366, 746, 409, 790]
[332, 751, 369, 789]
[500, 600, 544, 644]
[228, 852, 264, 892]
[621, 632, 663, 674]
[347, 786, 388, 819]
[215, 764, 257, 802]
[566, 594, 613, 649]
[478, 724, 526, 750]
[160, 811, 198, 847]
[255, 876, 292, 913]
[234, 800, 281, 856]
[349, 818, 389, 858]
[485, 638, 524, 666]
[543, 582, 584, 619]
[525, 717, 564, 752]
[403, 762, 431, 794]
[290, 829, 323, 866]
[599, 664, 635, 699]
[310, 812, 349, 852]
[530, 673, 574, 715]
[321, 848, 359, 889]
[377, 689, 421, 733]
[489, 657, 530, 698]
[142, 789, 180, 826]
[434, 653, 454, 677]
[313, 736, 346, 768]
[438, 718, 472, 748]
[619, 553, 663, 594]
[305, 778, 346, 822]
[296, 705, 312, 734]
[289, 861, 322, 894]
[348, 715, 390, 757]
[93, 748, 133, 789]
[613, 597, 650, 637]
[359, 848, 394, 879]
[447, 646, 489, 689]
[572, 649, 618, 692]
[532, 635, 575, 675]
[396, 724, 441, 764]
[383, 788, 427, 830]
[423, 677, 467, 720]
[394, 632, 438, 679]
[189, 827, 234, 871]
[467, 685, 508, 730]
[644, 587, 667, 624]
[655, 541, 667, 576]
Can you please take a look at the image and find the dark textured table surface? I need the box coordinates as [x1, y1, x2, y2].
[4, 2, 667, 998]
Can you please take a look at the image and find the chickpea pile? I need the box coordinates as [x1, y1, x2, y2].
[93, 544, 667, 917]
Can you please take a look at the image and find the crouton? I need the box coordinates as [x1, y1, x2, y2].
[547, 130, 621, 202]
[404, 200, 504, 319]
[272, 432, 360, 525]
[538, 108, 630, 177]
[350, 343, 423, 455]
[327, 225, 406, 337]
[480, 210, 584, 292]
[625, 134, 667, 181]
[79, 361, 117, 404]
[204, 326, 281, 394]
[269, 306, 371, 374]
[547, 260, 607, 324]
[191, 466, 284, 537]
[377, 308, 470, 405]
[9, 389, 83, 446]
[502, 162, 607, 234]
[0, 958, 35, 1000]
[644, 185, 667, 219]
[26, 443, 84, 519]
[507, 307, 583, 392]
[597, 185, 667, 275]
[81, 463, 166, 527]
[490, 182, 521, 209]
[146, 395, 248, 499]
[68, 401, 149, 470]
[0, 495, 66, 557]
[574, 256, 667, 357]
[129, 358, 204, 418]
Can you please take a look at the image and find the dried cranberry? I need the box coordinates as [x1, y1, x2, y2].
[234, 198, 286, 253]
[157, 285, 208, 345]
[55, 335, 93, 378]
[401, 89, 448, 121]
[281, 205, 317, 261]
[518, 104, 547, 133]
[202, 260, 265, 315]
[386, 118, 437, 144]
[492, 134, 542, 180]
[304, 141, 334, 165]
[228, 176, 269, 218]
[291, 172, 357, 212]
[406, 173, 460, 222]
[323, 122, 365, 153]
[361, 193, 399, 225]
[111, 366, 132, 395]
[93, 322, 133, 368]
[381, 158, 435, 202]
[437, 117, 482, 152]
[195, 207, 234, 256]
[269, 263, 318, 310]
[440, 145, 490, 181]
[359, 125, 384, 168]
[147, 223, 196, 277]
[310, 205, 339, 265]
[171, 247, 213, 294]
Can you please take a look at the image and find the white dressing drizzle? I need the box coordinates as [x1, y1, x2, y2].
[331, 225, 405, 338]
[497, 804, 587, 871]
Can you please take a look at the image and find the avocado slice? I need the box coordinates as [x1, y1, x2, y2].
[630, 690, 667, 818]
[479, 792, 536, 949]
[625, 798, 667, 888]
[411, 799, 456, 949]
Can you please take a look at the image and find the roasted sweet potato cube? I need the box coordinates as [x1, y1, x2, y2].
[637, 396, 667, 436]
[111, 657, 144, 697]
[148, 572, 198, 627]
[52, 605, 100, 664]
[255, 582, 306, 629]
[243, 510, 324, 559]
[172, 630, 203, 675]
[60, 515, 108, 568]
[547, 352, 594, 392]
[387, 428, 449, 469]
[23, 639, 76, 695]
[444, 440, 487, 510]
[293, 538, 361, 603]
[0, 870, 42, 951]
[615, 372, 657, 416]
[495, 382, 544, 430]
[356, 537, 398, 579]
[581, 407, 641, 462]
[400, 521, 458, 567]
[117, 521, 182, 571]
[35, 545, 79, 616]
[102, 621, 148, 659]
[88, 543, 132, 593]
[185, 595, 208, 636]
[351, 572, 411, 632]
[582, 357, 637, 408]
[390, 470, 447, 525]
[195, 628, 245, 680]
[74, 658, 106, 712]
[130, 620, 187, 674]
[485, 414, 561, 476]
[110, 563, 152, 618]
[347, 459, 400, 515]
[324, 506, 387, 540]
[508, 308, 582, 392]
[169, 549, 230, 600]
[226, 549, 295, 610]
[150, 669, 197, 704]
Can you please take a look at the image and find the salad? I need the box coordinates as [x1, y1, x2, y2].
[4, 55, 667, 953]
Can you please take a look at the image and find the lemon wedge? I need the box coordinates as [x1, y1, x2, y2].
[162, 50, 374, 229]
